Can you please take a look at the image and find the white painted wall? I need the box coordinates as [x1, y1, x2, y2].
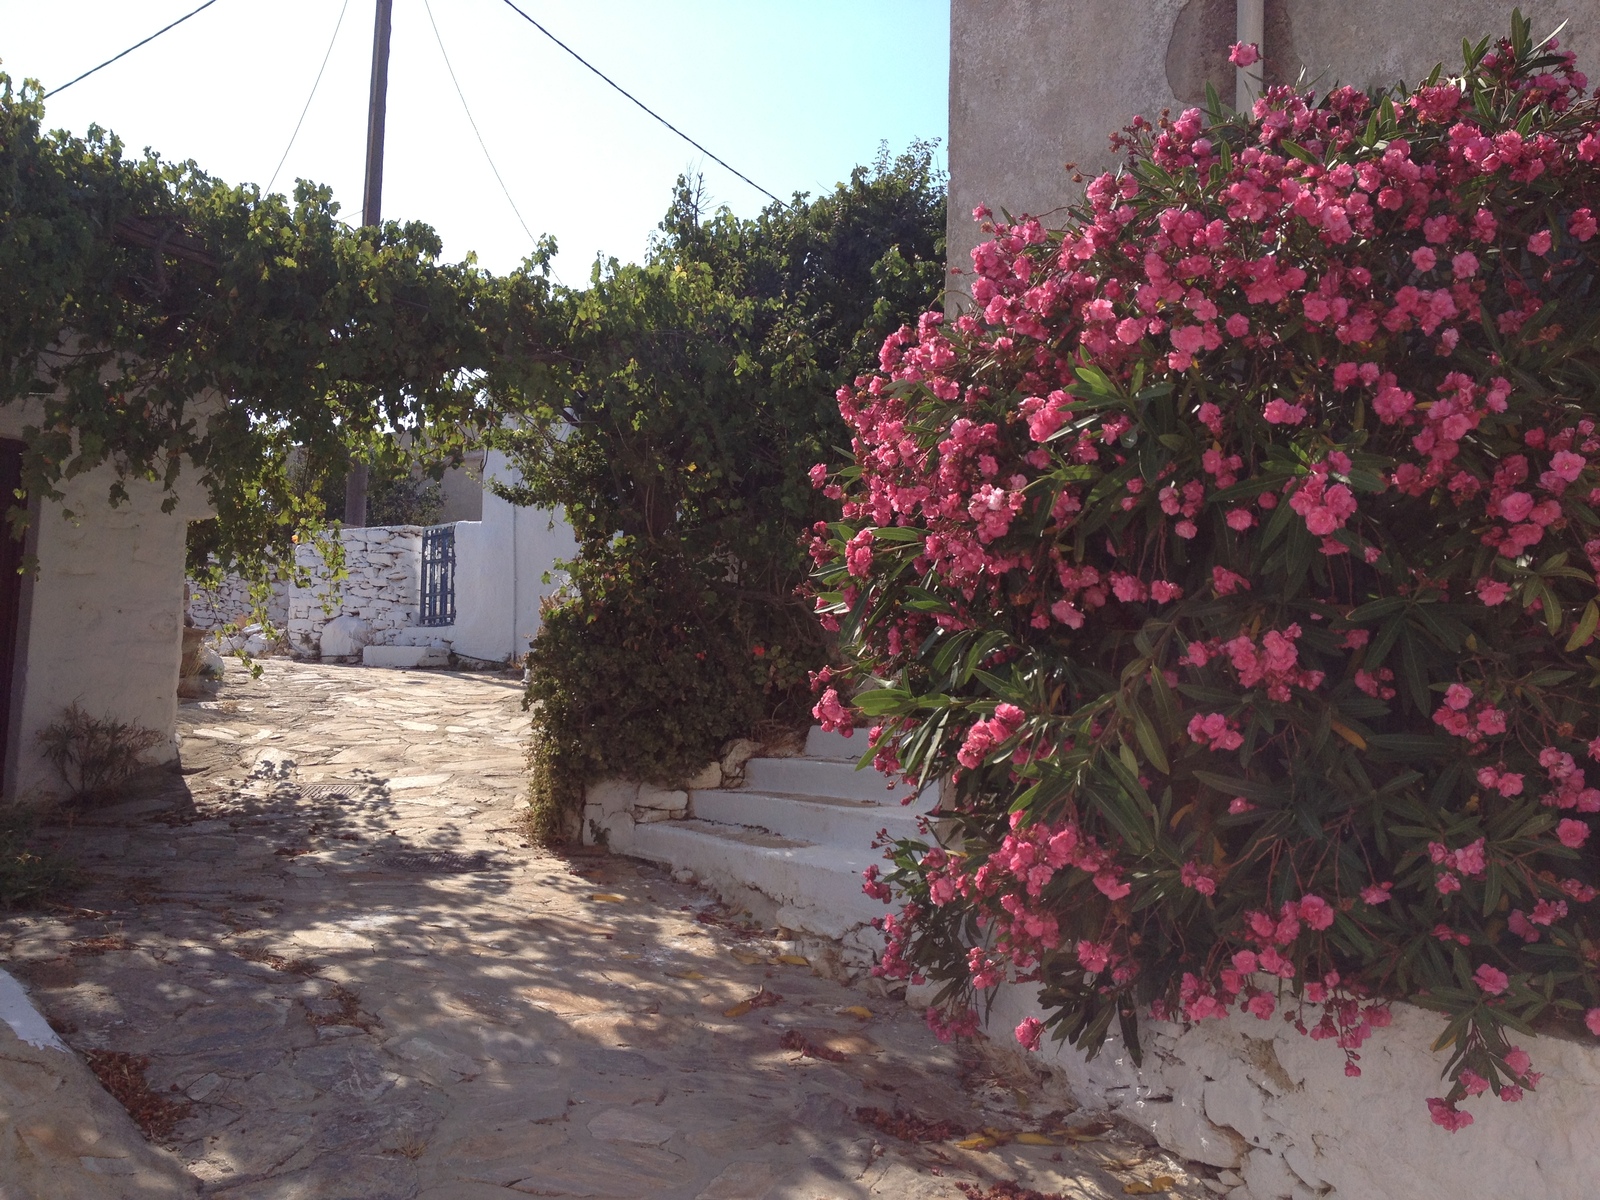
[0, 398, 210, 803]
[966, 977, 1600, 1200]
[441, 450, 575, 664]
[189, 451, 575, 665]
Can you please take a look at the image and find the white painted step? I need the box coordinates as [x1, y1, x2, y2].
[628, 818, 890, 941]
[741, 756, 930, 804]
[803, 726, 868, 761]
[689, 788, 925, 848]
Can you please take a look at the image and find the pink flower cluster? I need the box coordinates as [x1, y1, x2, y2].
[821, 24, 1600, 1129]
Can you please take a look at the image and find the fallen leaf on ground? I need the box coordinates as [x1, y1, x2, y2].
[589, 893, 627, 903]
[1122, 1178, 1176, 1195]
[665, 968, 705, 980]
[952, 1126, 1017, 1151]
[729, 948, 769, 965]
[774, 953, 810, 966]
[722, 987, 783, 1018]
[779, 1029, 849, 1061]
[1015, 1131, 1060, 1146]
[82, 1050, 191, 1139]
[855, 1106, 968, 1143]
[67, 935, 132, 956]
[838, 1005, 874, 1020]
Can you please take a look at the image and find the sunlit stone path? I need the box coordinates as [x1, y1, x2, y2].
[0, 659, 1204, 1199]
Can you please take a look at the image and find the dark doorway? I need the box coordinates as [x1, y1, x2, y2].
[0, 440, 27, 785]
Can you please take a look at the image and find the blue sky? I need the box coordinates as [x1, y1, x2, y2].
[0, 1, 949, 280]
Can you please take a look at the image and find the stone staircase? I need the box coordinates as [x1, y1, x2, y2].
[601, 728, 937, 962]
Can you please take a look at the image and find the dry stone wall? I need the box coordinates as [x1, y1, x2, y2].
[189, 526, 426, 657]
[187, 574, 288, 631]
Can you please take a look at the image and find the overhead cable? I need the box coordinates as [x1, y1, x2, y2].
[424, 0, 539, 247]
[266, 0, 351, 195]
[46, 0, 222, 98]
[496, 0, 783, 205]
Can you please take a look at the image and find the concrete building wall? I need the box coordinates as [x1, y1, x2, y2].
[435, 451, 485, 524]
[947, 0, 1600, 299]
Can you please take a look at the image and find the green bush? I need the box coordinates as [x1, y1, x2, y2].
[504, 146, 947, 835]
[524, 547, 815, 841]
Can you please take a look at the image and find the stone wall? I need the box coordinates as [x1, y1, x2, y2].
[957, 977, 1600, 1200]
[187, 574, 288, 632]
[281, 526, 424, 657]
[189, 526, 426, 657]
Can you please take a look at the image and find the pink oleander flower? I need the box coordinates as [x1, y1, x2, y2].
[1473, 964, 1510, 995]
[1180, 861, 1216, 895]
[1557, 818, 1590, 848]
[1229, 41, 1259, 67]
[1298, 894, 1335, 930]
[1428, 1098, 1474, 1131]
[812, 688, 851, 734]
[1015, 1016, 1045, 1051]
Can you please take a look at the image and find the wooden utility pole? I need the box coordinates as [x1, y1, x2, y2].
[344, 0, 392, 528]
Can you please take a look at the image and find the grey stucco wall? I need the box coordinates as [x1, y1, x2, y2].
[947, 0, 1600, 301]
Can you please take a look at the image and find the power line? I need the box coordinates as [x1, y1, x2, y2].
[496, 0, 783, 206]
[424, 0, 539, 247]
[266, 0, 351, 195]
[45, 0, 222, 98]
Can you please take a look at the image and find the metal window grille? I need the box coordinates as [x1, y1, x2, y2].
[419, 525, 456, 627]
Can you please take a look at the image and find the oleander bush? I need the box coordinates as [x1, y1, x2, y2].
[811, 14, 1600, 1129]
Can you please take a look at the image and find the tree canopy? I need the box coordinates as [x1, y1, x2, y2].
[499, 146, 948, 835]
[0, 71, 539, 570]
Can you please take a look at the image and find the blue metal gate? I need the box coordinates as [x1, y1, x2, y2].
[419, 525, 456, 627]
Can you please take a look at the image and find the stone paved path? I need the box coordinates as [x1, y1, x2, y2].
[1, 660, 1206, 1199]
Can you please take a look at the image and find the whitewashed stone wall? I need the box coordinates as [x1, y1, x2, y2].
[188, 526, 426, 657]
[947, 977, 1600, 1200]
[0, 388, 212, 803]
[281, 526, 424, 655]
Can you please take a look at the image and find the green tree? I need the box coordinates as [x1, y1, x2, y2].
[0, 72, 518, 580]
[495, 144, 946, 838]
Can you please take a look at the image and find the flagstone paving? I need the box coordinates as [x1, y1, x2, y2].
[1, 659, 1207, 1199]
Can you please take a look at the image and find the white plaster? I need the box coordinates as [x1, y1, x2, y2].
[0, 395, 210, 801]
[0, 969, 67, 1052]
[445, 450, 576, 663]
[363, 644, 449, 669]
[190, 451, 574, 665]
[980, 976, 1600, 1199]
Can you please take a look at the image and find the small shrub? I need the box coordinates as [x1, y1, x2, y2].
[37, 703, 164, 804]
